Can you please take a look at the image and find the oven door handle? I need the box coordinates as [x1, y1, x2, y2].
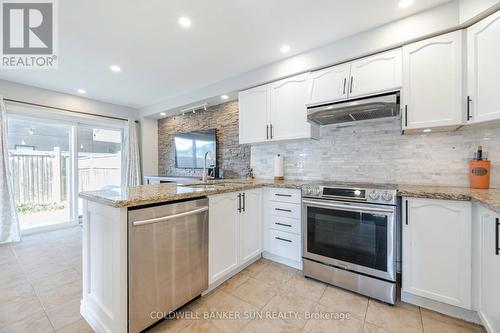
[302, 199, 395, 214]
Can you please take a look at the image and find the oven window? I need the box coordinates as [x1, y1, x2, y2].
[307, 206, 388, 272]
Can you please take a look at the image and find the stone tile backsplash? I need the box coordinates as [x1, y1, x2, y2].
[158, 101, 251, 178]
[250, 119, 500, 187]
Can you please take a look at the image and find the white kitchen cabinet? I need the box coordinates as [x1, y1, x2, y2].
[307, 64, 350, 105]
[475, 205, 500, 333]
[208, 189, 263, 285]
[348, 49, 402, 98]
[402, 31, 464, 131]
[402, 198, 472, 309]
[238, 85, 270, 144]
[467, 11, 500, 124]
[270, 73, 319, 142]
[239, 189, 263, 266]
[209, 192, 240, 284]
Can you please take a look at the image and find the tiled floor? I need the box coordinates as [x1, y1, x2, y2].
[0, 226, 485, 333]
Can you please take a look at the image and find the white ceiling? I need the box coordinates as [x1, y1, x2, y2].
[0, 0, 451, 109]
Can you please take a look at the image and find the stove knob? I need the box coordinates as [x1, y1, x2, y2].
[303, 187, 312, 196]
[312, 186, 322, 196]
[382, 192, 393, 202]
[369, 191, 380, 200]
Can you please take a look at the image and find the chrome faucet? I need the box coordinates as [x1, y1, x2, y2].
[202, 151, 210, 182]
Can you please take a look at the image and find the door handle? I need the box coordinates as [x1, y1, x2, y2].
[132, 207, 208, 226]
[496, 217, 499, 256]
[405, 200, 409, 225]
[349, 76, 354, 94]
[237, 193, 242, 213]
[266, 125, 269, 140]
[241, 193, 246, 212]
[270, 124, 273, 139]
[467, 96, 472, 121]
[342, 77, 347, 95]
[275, 237, 292, 243]
[404, 105, 408, 127]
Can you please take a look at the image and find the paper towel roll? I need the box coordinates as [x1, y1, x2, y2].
[274, 154, 284, 179]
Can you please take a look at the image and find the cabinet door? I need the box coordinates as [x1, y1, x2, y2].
[239, 189, 263, 265]
[479, 209, 500, 333]
[402, 198, 471, 309]
[467, 11, 500, 123]
[348, 49, 402, 98]
[402, 31, 464, 130]
[270, 73, 313, 141]
[307, 64, 350, 105]
[238, 85, 270, 144]
[208, 193, 239, 284]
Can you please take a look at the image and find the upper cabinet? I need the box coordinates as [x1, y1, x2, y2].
[402, 31, 465, 131]
[307, 64, 350, 105]
[307, 49, 402, 106]
[239, 73, 319, 145]
[238, 85, 270, 144]
[349, 49, 402, 98]
[467, 11, 500, 124]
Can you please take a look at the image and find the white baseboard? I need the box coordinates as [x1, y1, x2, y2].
[81, 301, 110, 333]
[262, 251, 302, 270]
[401, 291, 482, 325]
[478, 310, 495, 333]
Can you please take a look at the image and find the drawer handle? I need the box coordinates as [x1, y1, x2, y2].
[275, 237, 292, 243]
[496, 217, 499, 256]
[275, 194, 292, 197]
[275, 208, 292, 212]
[275, 222, 292, 227]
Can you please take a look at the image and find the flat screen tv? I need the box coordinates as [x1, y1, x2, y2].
[174, 129, 216, 169]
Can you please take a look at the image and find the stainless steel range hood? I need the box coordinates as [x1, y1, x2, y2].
[307, 92, 400, 126]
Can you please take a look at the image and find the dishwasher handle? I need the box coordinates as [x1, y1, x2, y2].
[132, 206, 208, 227]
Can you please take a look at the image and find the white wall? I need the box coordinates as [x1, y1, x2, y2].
[141, 1, 460, 117]
[140, 117, 158, 177]
[459, 0, 500, 23]
[0, 79, 138, 119]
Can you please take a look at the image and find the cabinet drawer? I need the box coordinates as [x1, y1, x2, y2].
[269, 202, 301, 219]
[269, 188, 301, 204]
[268, 229, 301, 262]
[270, 216, 301, 235]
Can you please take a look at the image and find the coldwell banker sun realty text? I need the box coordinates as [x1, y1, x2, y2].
[1, 0, 58, 69]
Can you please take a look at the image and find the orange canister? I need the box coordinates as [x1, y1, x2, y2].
[469, 160, 491, 189]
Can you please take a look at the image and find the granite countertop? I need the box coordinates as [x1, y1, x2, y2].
[79, 179, 500, 214]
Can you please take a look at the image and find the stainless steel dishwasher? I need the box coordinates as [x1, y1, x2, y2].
[128, 197, 208, 333]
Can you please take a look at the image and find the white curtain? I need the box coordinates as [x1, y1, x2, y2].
[0, 96, 21, 244]
[124, 119, 141, 187]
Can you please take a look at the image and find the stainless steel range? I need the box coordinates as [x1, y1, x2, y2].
[301, 182, 399, 304]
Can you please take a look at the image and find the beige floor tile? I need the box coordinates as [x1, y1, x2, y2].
[230, 277, 278, 308]
[37, 279, 82, 310]
[363, 322, 392, 333]
[55, 319, 94, 333]
[365, 299, 423, 333]
[23, 258, 73, 281]
[0, 245, 17, 266]
[303, 304, 365, 333]
[218, 270, 250, 294]
[279, 274, 327, 302]
[32, 268, 81, 294]
[318, 286, 368, 320]
[179, 319, 224, 333]
[0, 263, 29, 291]
[0, 286, 46, 328]
[46, 298, 83, 330]
[253, 262, 296, 288]
[147, 318, 193, 333]
[0, 313, 54, 333]
[241, 319, 302, 333]
[241, 258, 271, 277]
[262, 290, 317, 329]
[420, 308, 483, 333]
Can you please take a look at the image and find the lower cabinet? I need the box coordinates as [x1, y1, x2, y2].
[475, 205, 500, 333]
[402, 197, 472, 309]
[208, 189, 262, 285]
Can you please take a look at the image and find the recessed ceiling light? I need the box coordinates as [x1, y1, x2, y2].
[178, 17, 191, 28]
[160, 112, 166, 116]
[221, 95, 229, 100]
[110, 65, 121, 73]
[423, 128, 432, 133]
[280, 44, 291, 53]
[398, 0, 414, 9]
[77, 88, 86, 94]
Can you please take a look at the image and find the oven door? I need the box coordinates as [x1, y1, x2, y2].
[302, 198, 396, 281]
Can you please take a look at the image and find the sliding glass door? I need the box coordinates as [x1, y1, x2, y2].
[7, 117, 75, 231]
